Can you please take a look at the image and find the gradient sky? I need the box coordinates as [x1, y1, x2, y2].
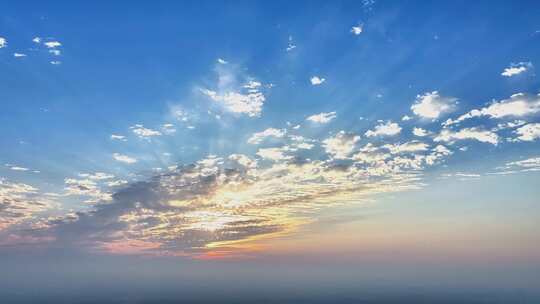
[1, 1, 540, 302]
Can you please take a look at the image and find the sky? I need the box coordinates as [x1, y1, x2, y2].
[1, 1, 540, 302]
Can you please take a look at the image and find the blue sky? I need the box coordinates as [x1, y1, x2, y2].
[1, 1, 540, 301]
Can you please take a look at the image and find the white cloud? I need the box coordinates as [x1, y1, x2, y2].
[401, 115, 412, 121]
[50, 61, 61, 65]
[107, 180, 128, 187]
[32, 37, 41, 44]
[217, 58, 228, 64]
[49, 49, 61, 56]
[411, 91, 457, 119]
[443, 93, 540, 126]
[44, 41, 61, 48]
[434, 128, 499, 145]
[306, 111, 337, 124]
[110, 134, 127, 141]
[322, 131, 361, 159]
[78, 172, 115, 180]
[383, 141, 429, 154]
[256, 147, 292, 161]
[113, 153, 137, 164]
[351, 24, 363, 35]
[130, 124, 162, 139]
[286, 36, 296, 52]
[0, 178, 54, 230]
[501, 62, 533, 77]
[8, 166, 29, 171]
[514, 123, 540, 141]
[310, 76, 325, 85]
[365, 121, 402, 137]
[248, 128, 286, 144]
[0, 37, 6, 48]
[228, 154, 257, 169]
[201, 87, 265, 118]
[412, 127, 429, 137]
[161, 123, 177, 135]
[13, 53, 27, 58]
[506, 157, 540, 170]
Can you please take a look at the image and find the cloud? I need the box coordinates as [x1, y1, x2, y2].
[383, 141, 429, 154]
[493, 156, 540, 175]
[412, 127, 429, 137]
[351, 24, 363, 35]
[5, 164, 30, 171]
[310, 76, 326, 85]
[247, 128, 286, 144]
[228, 154, 257, 169]
[130, 124, 162, 139]
[402, 115, 412, 121]
[217, 58, 228, 64]
[306, 111, 337, 124]
[514, 123, 540, 141]
[25, 146, 431, 256]
[13, 53, 27, 58]
[443, 93, 540, 126]
[44, 41, 61, 48]
[0, 178, 53, 230]
[110, 134, 127, 141]
[365, 121, 402, 137]
[0, 37, 6, 48]
[506, 157, 540, 171]
[256, 147, 292, 161]
[501, 62, 533, 77]
[434, 127, 499, 145]
[78, 172, 115, 180]
[161, 124, 177, 135]
[202, 88, 266, 117]
[64, 176, 113, 203]
[50, 61, 61, 65]
[322, 131, 361, 159]
[32, 37, 41, 44]
[286, 35, 296, 52]
[49, 49, 61, 56]
[113, 153, 137, 164]
[411, 91, 457, 119]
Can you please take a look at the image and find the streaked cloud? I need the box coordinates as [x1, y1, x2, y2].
[110, 134, 127, 141]
[306, 111, 336, 124]
[0, 178, 54, 230]
[112, 153, 137, 164]
[444, 93, 540, 126]
[248, 128, 286, 144]
[434, 127, 499, 145]
[44, 41, 61, 48]
[130, 124, 162, 139]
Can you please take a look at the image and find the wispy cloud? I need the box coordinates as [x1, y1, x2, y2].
[444, 93, 540, 126]
[501, 62, 533, 77]
[365, 121, 401, 137]
[113, 153, 137, 164]
[306, 112, 337, 124]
